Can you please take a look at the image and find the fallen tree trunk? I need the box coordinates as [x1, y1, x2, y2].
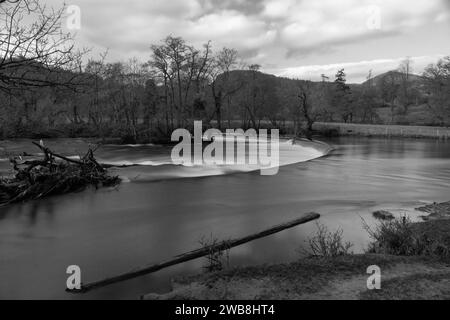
[0, 142, 120, 207]
[68, 212, 320, 293]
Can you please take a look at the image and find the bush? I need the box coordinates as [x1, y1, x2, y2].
[198, 234, 230, 273]
[364, 217, 450, 259]
[300, 222, 353, 258]
[365, 216, 416, 255]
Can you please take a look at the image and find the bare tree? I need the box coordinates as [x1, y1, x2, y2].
[423, 56, 450, 125]
[150, 36, 195, 128]
[150, 41, 175, 130]
[296, 82, 316, 139]
[397, 57, 414, 113]
[184, 41, 212, 118]
[208, 47, 240, 129]
[150, 37, 243, 130]
[296, 81, 328, 140]
[380, 72, 399, 123]
[0, 0, 86, 92]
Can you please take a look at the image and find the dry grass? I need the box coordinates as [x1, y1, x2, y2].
[359, 272, 450, 300]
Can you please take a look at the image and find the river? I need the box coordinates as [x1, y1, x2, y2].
[1, 136, 449, 299]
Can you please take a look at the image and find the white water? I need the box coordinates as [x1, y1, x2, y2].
[97, 138, 330, 181]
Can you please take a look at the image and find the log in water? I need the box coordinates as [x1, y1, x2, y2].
[69, 212, 320, 293]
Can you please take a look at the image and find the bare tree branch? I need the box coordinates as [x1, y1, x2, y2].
[0, 0, 88, 93]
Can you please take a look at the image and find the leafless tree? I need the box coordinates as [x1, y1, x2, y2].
[208, 47, 241, 129]
[397, 57, 414, 113]
[295, 81, 331, 139]
[0, 0, 86, 92]
[150, 36, 194, 128]
[380, 72, 399, 123]
[423, 56, 450, 125]
[296, 82, 316, 139]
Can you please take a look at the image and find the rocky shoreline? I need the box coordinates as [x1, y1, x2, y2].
[415, 201, 450, 220]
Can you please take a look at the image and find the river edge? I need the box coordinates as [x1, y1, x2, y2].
[313, 122, 450, 140]
[143, 202, 450, 300]
[3, 122, 450, 142]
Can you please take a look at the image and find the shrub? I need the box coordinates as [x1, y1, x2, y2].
[364, 216, 450, 259]
[364, 216, 417, 255]
[301, 222, 353, 258]
[198, 234, 230, 273]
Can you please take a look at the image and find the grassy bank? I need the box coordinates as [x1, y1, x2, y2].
[313, 122, 450, 139]
[144, 202, 450, 300]
[144, 254, 450, 300]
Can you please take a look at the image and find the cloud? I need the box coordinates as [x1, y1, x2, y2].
[262, 0, 296, 19]
[198, 0, 266, 16]
[48, 0, 449, 70]
[184, 10, 276, 51]
[275, 0, 445, 55]
[273, 54, 446, 83]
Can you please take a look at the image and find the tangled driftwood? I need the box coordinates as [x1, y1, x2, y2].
[0, 142, 120, 206]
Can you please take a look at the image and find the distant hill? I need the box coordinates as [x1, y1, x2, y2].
[226, 69, 425, 91]
[222, 69, 334, 89]
[363, 70, 424, 87]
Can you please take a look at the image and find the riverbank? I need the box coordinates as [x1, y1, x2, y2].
[313, 122, 450, 139]
[144, 202, 450, 300]
[4, 122, 450, 143]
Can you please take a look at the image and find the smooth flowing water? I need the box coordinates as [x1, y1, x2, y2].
[1, 137, 450, 299]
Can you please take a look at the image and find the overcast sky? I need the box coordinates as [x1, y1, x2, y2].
[56, 0, 449, 83]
